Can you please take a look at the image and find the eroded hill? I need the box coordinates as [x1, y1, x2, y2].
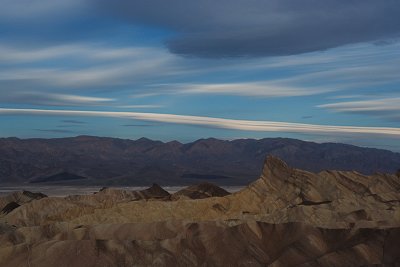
[0, 156, 399, 266]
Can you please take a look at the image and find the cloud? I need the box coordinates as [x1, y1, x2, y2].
[319, 98, 400, 112]
[146, 57, 400, 97]
[318, 97, 400, 121]
[0, 0, 94, 47]
[273, 64, 400, 90]
[1, 42, 399, 105]
[171, 82, 330, 97]
[0, 44, 161, 63]
[46, 94, 114, 105]
[61, 120, 86, 124]
[34, 129, 76, 134]
[1, 108, 400, 137]
[129, 93, 161, 99]
[2, 1, 400, 58]
[301, 116, 313, 119]
[0, 0, 84, 19]
[0, 92, 114, 106]
[0, 45, 174, 89]
[116, 105, 164, 109]
[121, 124, 155, 127]
[94, 0, 400, 58]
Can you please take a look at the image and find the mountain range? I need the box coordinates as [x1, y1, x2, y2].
[1, 136, 399, 185]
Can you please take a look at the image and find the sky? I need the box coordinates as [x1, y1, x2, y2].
[0, 0, 400, 151]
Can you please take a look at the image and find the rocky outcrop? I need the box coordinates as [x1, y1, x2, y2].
[21, 190, 47, 199]
[172, 182, 230, 199]
[137, 183, 171, 199]
[1, 202, 20, 214]
[0, 190, 48, 225]
[0, 156, 399, 266]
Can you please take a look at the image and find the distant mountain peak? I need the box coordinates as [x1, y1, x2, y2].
[136, 137, 153, 142]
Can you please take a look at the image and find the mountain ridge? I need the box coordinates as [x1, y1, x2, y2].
[0, 136, 399, 185]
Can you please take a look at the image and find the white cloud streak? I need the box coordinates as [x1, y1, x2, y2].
[318, 98, 400, 112]
[0, 44, 162, 63]
[1, 42, 400, 113]
[115, 105, 163, 109]
[173, 82, 330, 97]
[1, 108, 400, 136]
[1, 92, 114, 106]
[47, 94, 114, 104]
[0, 45, 175, 89]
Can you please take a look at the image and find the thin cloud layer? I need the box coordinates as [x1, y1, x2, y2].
[61, 120, 86, 124]
[0, 92, 114, 106]
[1, 43, 399, 107]
[34, 129, 76, 134]
[172, 82, 330, 97]
[319, 97, 400, 122]
[319, 98, 400, 112]
[1, 108, 400, 137]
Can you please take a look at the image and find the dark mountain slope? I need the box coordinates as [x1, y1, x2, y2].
[0, 136, 399, 185]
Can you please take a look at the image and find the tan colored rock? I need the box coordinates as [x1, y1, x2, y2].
[172, 182, 230, 200]
[1, 156, 400, 266]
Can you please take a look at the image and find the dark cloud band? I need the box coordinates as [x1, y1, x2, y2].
[96, 0, 400, 57]
[2, 1, 399, 57]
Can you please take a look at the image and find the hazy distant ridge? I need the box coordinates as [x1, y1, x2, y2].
[0, 136, 399, 185]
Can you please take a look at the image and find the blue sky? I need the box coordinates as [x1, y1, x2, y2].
[0, 0, 400, 151]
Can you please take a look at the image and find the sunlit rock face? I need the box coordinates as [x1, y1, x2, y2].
[1, 156, 400, 266]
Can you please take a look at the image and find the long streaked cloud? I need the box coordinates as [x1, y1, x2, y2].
[0, 60, 171, 88]
[319, 98, 400, 112]
[2, 42, 399, 88]
[1, 92, 114, 106]
[318, 97, 400, 121]
[0, 45, 178, 97]
[171, 82, 330, 97]
[0, 44, 162, 63]
[45, 94, 114, 105]
[1, 108, 399, 137]
[1, 42, 399, 103]
[116, 105, 164, 109]
[34, 128, 76, 134]
[121, 124, 155, 127]
[150, 59, 400, 98]
[61, 120, 86, 124]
